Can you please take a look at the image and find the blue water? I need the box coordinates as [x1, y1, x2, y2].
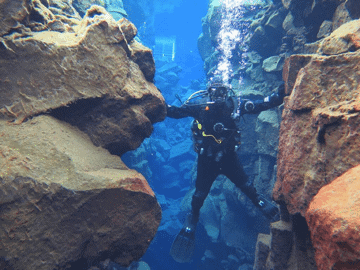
[121, 1, 215, 269]
[153, 1, 208, 85]
[124, 0, 208, 85]
[121, 1, 265, 269]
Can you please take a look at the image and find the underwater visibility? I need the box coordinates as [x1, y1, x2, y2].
[1, 0, 360, 270]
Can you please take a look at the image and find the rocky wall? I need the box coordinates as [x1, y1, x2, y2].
[275, 19, 360, 216]
[196, 0, 360, 269]
[0, 0, 165, 156]
[306, 165, 360, 270]
[270, 16, 360, 270]
[0, 115, 161, 270]
[0, 0, 165, 269]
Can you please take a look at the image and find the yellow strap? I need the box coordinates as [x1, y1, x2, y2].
[202, 132, 223, 144]
[195, 119, 222, 144]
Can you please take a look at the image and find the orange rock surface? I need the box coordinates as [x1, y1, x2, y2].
[274, 21, 360, 216]
[0, 2, 165, 154]
[306, 165, 360, 270]
[274, 51, 360, 216]
[0, 1, 163, 268]
[0, 115, 161, 270]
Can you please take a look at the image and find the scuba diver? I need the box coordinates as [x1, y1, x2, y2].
[168, 80, 286, 263]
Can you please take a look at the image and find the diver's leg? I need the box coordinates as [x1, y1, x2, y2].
[222, 152, 279, 220]
[187, 154, 218, 228]
[221, 152, 258, 204]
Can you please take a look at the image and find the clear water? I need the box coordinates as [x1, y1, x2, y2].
[121, 0, 271, 269]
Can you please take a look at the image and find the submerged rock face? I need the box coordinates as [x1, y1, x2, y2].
[0, 1, 165, 155]
[0, 115, 161, 269]
[274, 20, 360, 216]
[0, 1, 164, 269]
[306, 165, 360, 270]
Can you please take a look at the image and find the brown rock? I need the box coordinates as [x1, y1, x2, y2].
[274, 51, 360, 216]
[319, 19, 360, 55]
[332, 2, 352, 31]
[254, 234, 271, 270]
[0, 115, 161, 269]
[282, 54, 312, 96]
[0, 0, 31, 36]
[0, 4, 165, 154]
[266, 221, 293, 269]
[306, 165, 360, 270]
[129, 39, 156, 82]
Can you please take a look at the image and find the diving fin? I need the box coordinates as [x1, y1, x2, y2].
[170, 213, 198, 263]
[170, 226, 196, 263]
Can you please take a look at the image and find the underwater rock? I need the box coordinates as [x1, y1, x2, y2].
[317, 20, 332, 39]
[332, 2, 353, 31]
[318, 19, 360, 55]
[48, 0, 81, 19]
[255, 110, 280, 158]
[72, 0, 128, 19]
[197, 0, 228, 62]
[0, 115, 161, 270]
[154, 61, 183, 97]
[265, 9, 286, 30]
[157, 62, 182, 75]
[262, 55, 284, 72]
[266, 221, 293, 270]
[72, 0, 106, 16]
[253, 155, 277, 201]
[282, 54, 312, 96]
[197, 32, 212, 62]
[274, 50, 360, 216]
[168, 139, 193, 159]
[165, 71, 180, 85]
[253, 233, 271, 270]
[248, 5, 286, 58]
[0, 3, 165, 155]
[282, 11, 295, 33]
[306, 165, 360, 270]
[0, 0, 32, 36]
[156, 194, 182, 236]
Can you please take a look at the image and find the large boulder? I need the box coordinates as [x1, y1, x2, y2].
[0, 2, 165, 156]
[0, 115, 161, 270]
[318, 19, 360, 55]
[306, 165, 360, 270]
[274, 21, 360, 216]
[0, 1, 165, 269]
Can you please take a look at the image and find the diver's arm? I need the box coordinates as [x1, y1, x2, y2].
[166, 104, 200, 119]
[241, 83, 285, 114]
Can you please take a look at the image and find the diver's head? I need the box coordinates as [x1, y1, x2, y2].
[207, 82, 229, 103]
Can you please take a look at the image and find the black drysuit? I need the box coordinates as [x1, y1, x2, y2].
[167, 89, 284, 220]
